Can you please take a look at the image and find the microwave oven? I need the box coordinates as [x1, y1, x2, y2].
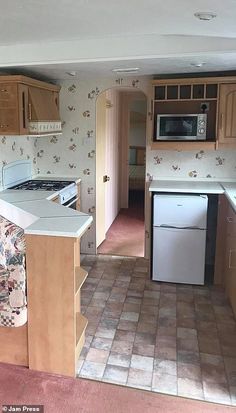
[156, 113, 207, 141]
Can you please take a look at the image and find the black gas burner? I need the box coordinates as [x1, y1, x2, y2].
[10, 179, 75, 191]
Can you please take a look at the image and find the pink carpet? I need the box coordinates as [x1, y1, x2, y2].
[98, 191, 145, 257]
[0, 363, 234, 413]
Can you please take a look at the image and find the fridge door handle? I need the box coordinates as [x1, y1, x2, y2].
[159, 224, 203, 230]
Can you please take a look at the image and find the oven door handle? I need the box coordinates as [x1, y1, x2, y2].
[63, 196, 78, 207]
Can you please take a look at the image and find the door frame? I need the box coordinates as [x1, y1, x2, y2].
[95, 86, 148, 256]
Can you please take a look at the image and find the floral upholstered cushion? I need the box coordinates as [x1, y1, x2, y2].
[0, 266, 8, 302]
[0, 216, 27, 327]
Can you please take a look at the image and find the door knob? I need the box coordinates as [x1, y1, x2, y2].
[103, 175, 110, 182]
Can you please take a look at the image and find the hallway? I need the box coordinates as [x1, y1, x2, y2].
[98, 190, 145, 257]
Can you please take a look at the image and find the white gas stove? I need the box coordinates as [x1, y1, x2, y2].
[2, 160, 78, 208]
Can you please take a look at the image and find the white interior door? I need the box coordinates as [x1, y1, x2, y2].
[105, 89, 120, 232]
[96, 92, 107, 247]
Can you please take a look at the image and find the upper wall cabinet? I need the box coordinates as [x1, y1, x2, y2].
[151, 76, 236, 151]
[0, 75, 61, 136]
[218, 84, 236, 147]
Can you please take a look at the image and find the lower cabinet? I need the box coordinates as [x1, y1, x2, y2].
[215, 198, 236, 316]
[225, 234, 236, 316]
[25, 234, 88, 377]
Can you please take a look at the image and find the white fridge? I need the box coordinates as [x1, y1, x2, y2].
[152, 194, 208, 285]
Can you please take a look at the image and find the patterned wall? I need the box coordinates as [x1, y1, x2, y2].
[0, 136, 37, 188]
[1, 75, 236, 254]
[147, 148, 236, 180]
[35, 76, 151, 253]
[35, 75, 236, 254]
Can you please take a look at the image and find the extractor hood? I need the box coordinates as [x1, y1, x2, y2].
[28, 86, 62, 136]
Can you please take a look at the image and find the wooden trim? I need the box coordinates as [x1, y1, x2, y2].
[75, 313, 87, 362]
[76, 313, 87, 346]
[0, 323, 28, 366]
[51, 195, 59, 203]
[218, 143, 236, 149]
[76, 182, 81, 211]
[0, 75, 60, 92]
[214, 195, 228, 285]
[150, 141, 216, 151]
[75, 266, 88, 294]
[153, 98, 217, 102]
[74, 238, 80, 268]
[152, 76, 236, 86]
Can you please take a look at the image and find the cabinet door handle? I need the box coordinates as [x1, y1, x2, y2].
[220, 113, 224, 130]
[229, 249, 236, 269]
[0, 124, 9, 128]
[0, 89, 8, 93]
[28, 103, 32, 120]
[227, 216, 233, 223]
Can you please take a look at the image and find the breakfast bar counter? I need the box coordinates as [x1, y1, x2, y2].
[0, 178, 92, 378]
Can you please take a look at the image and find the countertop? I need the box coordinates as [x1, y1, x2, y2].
[149, 180, 224, 194]
[0, 177, 92, 238]
[149, 179, 236, 213]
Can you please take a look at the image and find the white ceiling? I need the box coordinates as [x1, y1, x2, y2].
[1, 0, 236, 44]
[8, 54, 236, 80]
[1, 0, 236, 78]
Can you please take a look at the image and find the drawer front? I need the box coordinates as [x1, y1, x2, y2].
[0, 84, 18, 107]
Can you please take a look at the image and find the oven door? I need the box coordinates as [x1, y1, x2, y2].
[156, 114, 198, 141]
[62, 195, 78, 209]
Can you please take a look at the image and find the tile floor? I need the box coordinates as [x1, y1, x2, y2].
[78, 254, 236, 406]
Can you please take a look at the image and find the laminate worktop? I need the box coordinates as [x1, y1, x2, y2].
[149, 179, 236, 213]
[0, 177, 92, 238]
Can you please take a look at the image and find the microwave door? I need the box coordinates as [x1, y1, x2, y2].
[156, 115, 199, 141]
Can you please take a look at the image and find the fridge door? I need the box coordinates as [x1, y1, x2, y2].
[152, 227, 206, 284]
[153, 194, 208, 229]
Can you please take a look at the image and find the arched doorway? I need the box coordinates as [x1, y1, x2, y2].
[96, 87, 147, 257]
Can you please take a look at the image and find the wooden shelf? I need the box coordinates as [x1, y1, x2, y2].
[150, 141, 217, 151]
[153, 98, 217, 102]
[76, 313, 88, 360]
[75, 266, 88, 295]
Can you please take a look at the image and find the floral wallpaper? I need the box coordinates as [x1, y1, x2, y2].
[35, 76, 151, 254]
[1, 75, 236, 255]
[147, 148, 236, 180]
[0, 136, 37, 188]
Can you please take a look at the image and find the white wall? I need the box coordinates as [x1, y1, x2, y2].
[129, 99, 146, 147]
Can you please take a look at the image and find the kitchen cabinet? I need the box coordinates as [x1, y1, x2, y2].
[218, 83, 236, 146]
[224, 204, 236, 316]
[151, 76, 236, 151]
[26, 234, 88, 377]
[215, 197, 236, 316]
[0, 75, 61, 136]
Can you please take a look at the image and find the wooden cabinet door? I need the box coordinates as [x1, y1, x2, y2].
[218, 84, 236, 145]
[0, 83, 19, 135]
[214, 195, 228, 285]
[29, 86, 60, 121]
[225, 235, 236, 317]
[0, 84, 18, 108]
[0, 108, 19, 134]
